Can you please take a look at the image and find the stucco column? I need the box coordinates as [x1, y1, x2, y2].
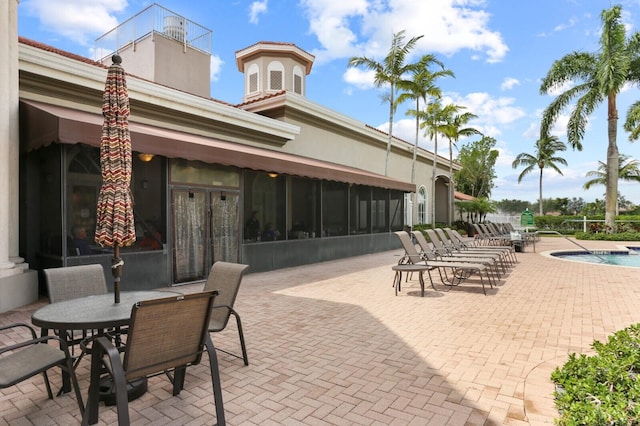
[0, 0, 18, 272]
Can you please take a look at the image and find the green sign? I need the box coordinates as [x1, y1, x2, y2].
[520, 208, 534, 226]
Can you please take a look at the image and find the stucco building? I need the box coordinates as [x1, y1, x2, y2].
[1, 3, 457, 311]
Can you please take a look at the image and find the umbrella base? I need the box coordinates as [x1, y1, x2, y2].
[99, 376, 148, 406]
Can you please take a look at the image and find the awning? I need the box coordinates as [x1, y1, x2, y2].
[21, 100, 415, 192]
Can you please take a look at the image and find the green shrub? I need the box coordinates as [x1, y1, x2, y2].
[552, 324, 640, 425]
[575, 231, 640, 241]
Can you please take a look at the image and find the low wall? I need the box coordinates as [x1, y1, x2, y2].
[0, 269, 39, 313]
[242, 232, 402, 273]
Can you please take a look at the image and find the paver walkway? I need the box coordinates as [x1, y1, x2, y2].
[2, 236, 640, 425]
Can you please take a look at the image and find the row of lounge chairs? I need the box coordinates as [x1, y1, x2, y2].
[472, 223, 539, 249]
[394, 227, 517, 295]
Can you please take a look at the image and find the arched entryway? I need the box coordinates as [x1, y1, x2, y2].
[433, 175, 451, 225]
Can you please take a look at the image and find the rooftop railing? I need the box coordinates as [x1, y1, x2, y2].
[94, 3, 212, 61]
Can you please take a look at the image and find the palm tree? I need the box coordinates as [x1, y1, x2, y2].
[420, 101, 457, 227]
[397, 55, 453, 184]
[512, 134, 568, 215]
[583, 154, 640, 215]
[584, 154, 640, 189]
[539, 5, 640, 231]
[348, 30, 423, 176]
[441, 108, 482, 224]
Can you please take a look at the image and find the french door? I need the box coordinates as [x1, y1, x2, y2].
[171, 188, 239, 283]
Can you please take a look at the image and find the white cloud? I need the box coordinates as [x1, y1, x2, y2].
[301, 0, 508, 65]
[501, 77, 520, 91]
[22, 0, 127, 45]
[210, 55, 224, 82]
[443, 92, 527, 136]
[249, 0, 268, 25]
[553, 17, 577, 32]
[343, 67, 376, 90]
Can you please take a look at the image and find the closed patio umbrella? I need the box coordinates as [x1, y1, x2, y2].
[94, 55, 136, 303]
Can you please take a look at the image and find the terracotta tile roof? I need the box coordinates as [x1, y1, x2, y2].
[18, 36, 234, 106]
[235, 41, 311, 55]
[455, 191, 475, 201]
[235, 90, 287, 107]
[19, 36, 107, 68]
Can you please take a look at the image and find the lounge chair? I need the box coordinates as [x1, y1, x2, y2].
[444, 228, 517, 264]
[418, 230, 503, 279]
[435, 228, 513, 269]
[473, 223, 509, 246]
[431, 228, 508, 274]
[394, 231, 493, 295]
[485, 223, 511, 242]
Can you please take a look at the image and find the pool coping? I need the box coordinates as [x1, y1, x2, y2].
[541, 244, 640, 267]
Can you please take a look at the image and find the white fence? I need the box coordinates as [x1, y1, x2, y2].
[484, 214, 523, 229]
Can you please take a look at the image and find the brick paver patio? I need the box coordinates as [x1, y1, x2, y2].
[2, 236, 640, 425]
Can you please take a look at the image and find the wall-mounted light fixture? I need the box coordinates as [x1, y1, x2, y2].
[138, 153, 155, 162]
[268, 172, 278, 178]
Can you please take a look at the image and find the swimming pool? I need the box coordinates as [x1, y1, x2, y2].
[551, 248, 640, 267]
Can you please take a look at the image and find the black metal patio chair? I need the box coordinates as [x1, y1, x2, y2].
[82, 291, 225, 425]
[0, 323, 84, 416]
[203, 261, 250, 366]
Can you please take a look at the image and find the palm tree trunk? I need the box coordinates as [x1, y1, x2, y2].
[385, 85, 394, 176]
[431, 131, 438, 229]
[605, 94, 619, 232]
[412, 100, 419, 184]
[538, 167, 544, 216]
[412, 99, 419, 227]
[448, 138, 453, 225]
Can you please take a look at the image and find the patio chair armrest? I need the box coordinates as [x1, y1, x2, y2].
[211, 304, 233, 312]
[92, 336, 122, 366]
[91, 336, 127, 383]
[0, 322, 38, 339]
[0, 332, 71, 357]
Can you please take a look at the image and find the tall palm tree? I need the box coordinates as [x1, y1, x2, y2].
[539, 5, 640, 231]
[512, 135, 568, 215]
[397, 55, 453, 184]
[348, 30, 423, 176]
[441, 108, 482, 224]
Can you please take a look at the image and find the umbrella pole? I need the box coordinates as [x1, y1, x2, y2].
[112, 245, 123, 304]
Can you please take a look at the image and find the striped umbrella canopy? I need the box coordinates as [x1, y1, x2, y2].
[95, 55, 136, 303]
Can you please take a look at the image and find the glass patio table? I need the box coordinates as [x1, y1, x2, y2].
[31, 290, 179, 402]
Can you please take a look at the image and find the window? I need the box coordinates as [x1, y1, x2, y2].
[243, 170, 286, 241]
[66, 145, 101, 255]
[248, 64, 259, 93]
[349, 185, 370, 234]
[372, 188, 388, 233]
[390, 191, 404, 231]
[61, 144, 168, 256]
[418, 186, 427, 224]
[322, 181, 348, 236]
[267, 61, 284, 91]
[293, 65, 303, 94]
[289, 177, 319, 238]
[270, 71, 283, 90]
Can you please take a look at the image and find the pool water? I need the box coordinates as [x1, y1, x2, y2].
[552, 248, 640, 267]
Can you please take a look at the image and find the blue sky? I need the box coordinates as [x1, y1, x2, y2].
[17, 0, 640, 205]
